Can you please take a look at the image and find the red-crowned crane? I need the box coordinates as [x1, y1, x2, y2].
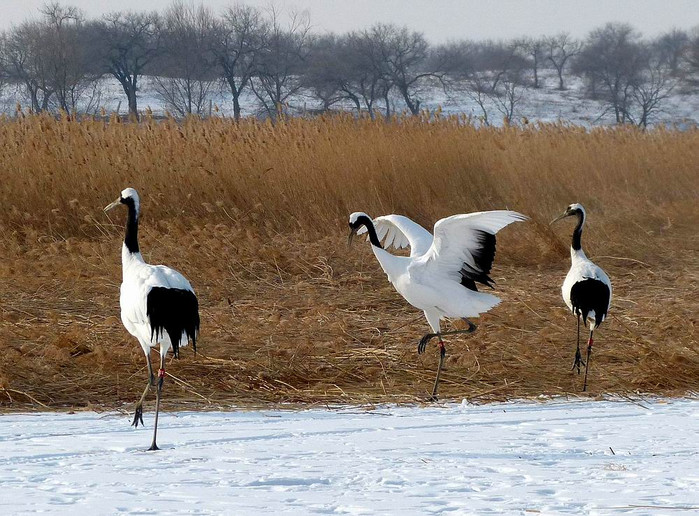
[105, 188, 200, 450]
[551, 203, 611, 392]
[348, 211, 527, 400]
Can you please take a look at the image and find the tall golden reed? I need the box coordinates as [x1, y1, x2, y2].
[1, 113, 696, 263]
[1, 113, 698, 406]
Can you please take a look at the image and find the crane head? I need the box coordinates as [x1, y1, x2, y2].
[550, 203, 585, 225]
[348, 212, 372, 245]
[104, 188, 140, 213]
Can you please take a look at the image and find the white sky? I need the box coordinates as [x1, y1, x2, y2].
[1, 0, 697, 42]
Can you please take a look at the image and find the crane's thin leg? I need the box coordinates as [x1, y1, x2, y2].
[571, 316, 585, 374]
[148, 354, 166, 451]
[132, 352, 155, 428]
[430, 340, 446, 401]
[417, 320, 477, 354]
[582, 330, 594, 392]
[418, 320, 476, 402]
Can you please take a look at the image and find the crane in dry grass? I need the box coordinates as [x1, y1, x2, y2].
[348, 211, 527, 400]
[104, 187, 200, 451]
[551, 203, 611, 392]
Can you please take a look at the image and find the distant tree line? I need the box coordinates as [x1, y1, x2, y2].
[1, 2, 698, 126]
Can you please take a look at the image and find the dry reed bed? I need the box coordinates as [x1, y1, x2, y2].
[1, 114, 697, 256]
[0, 114, 697, 409]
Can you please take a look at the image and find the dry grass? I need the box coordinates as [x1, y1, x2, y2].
[0, 113, 697, 410]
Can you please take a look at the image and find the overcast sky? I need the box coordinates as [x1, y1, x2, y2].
[2, 0, 697, 42]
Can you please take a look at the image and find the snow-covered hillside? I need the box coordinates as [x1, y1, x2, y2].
[2, 71, 698, 127]
[1, 398, 697, 514]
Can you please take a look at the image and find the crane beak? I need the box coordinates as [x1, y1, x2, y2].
[104, 198, 121, 212]
[549, 212, 568, 225]
[348, 228, 356, 246]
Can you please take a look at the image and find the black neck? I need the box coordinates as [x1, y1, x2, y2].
[123, 198, 140, 254]
[571, 210, 584, 251]
[356, 215, 383, 248]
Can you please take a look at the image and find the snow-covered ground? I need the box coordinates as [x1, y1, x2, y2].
[2, 71, 698, 127]
[1, 398, 697, 514]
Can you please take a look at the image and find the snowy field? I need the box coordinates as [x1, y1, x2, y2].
[2, 71, 698, 127]
[1, 398, 698, 515]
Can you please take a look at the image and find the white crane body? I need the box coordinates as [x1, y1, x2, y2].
[105, 187, 199, 450]
[356, 210, 525, 332]
[120, 248, 198, 358]
[552, 203, 611, 392]
[562, 248, 612, 330]
[350, 209, 527, 399]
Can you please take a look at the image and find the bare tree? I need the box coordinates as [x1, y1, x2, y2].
[303, 34, 359, 113]
[518, 36, 546, 88]
[251, 7, 310, 120]
[305, 27, 435, 118]
[343, 30, 391, 118]
[446, 41, 526, 125]
[39, 3, 100, 113]
[211, 5, 266, 121]
[575, 23, 646, 124]
[463, 73, 493, 125]
[93, 11, 161, 119]
[686, 27, 699, 87]
[362, 24, 437, 116]
[0, 5, 694, 126]
[493, 72, 526, 123]
[2, 21, 55, 111]
[475, 41, 527, 89]
[431, 40, 475, 77]
[0, 35, 6, 94]
[0, 4, 103, 115]
[655, 28, 689, 76]
[545, 33, 581, 90]
[628, 48, 677, 127]
[152, 2, 217, 117]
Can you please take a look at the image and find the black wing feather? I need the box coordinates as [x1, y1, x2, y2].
[147, 287, 200, 358]
[459, 230, 497, 292]
[570, 278, 610, 328]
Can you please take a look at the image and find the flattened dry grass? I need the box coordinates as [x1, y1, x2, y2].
[0, 113, 697, 410]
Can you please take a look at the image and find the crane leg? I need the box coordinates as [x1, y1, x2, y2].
[417, 320, 476, 402]
[582, 331, 594, 392]
[430, 340, 446, 401]
[148, 354, 166, 451]
[417, 320, 477, 354]
[132, 352, 155, 428]
[571, 316, 586, 374]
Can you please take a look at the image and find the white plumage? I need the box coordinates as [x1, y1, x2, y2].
[357, 214, 433, 257]
[105, 187, 199, 451]
[561, 255, 612, 328]
[552, 203, 611, 392]
[350, 210, 527, 399]
[119, 257, 196, 355]
[355, 211, 526, 325]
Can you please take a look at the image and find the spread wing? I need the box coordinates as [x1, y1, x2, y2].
[410, 210, 528, 290]
[357, 214, 433, 257]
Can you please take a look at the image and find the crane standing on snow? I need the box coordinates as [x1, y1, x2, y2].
[551, 203, 611, 392]
[105, 187, 200, 451]
[348, 210, 527, 400]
